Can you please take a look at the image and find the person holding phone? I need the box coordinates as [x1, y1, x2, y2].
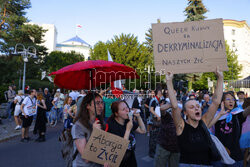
[107, 100, 146, 167]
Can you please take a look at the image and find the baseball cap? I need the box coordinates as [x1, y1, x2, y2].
[56, 89, 60, 92]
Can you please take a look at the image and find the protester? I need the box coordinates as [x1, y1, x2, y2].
[148, 88, 163, 158]
[144, 90, 155, 136]
[107, 100, 146, 167]
[43, 88, 52, 111]
[51, 90, 64, 123]
[166, 67, 223, 166]
[102, 91, 119, 122]
[71, 93, 108, 167]
[240, 98, 250, 167]
[69, 90, 80, 105]
[154, 95, 180, 167]
[188, 93, 196, 100]
[79, 90, 87, 98]
[237, 91, 245, 109]
[13, 90, 25, 130]
[132, 91, 144, 119]
[63, 96, 73, 129]
[201, 94, 211, 115]
[6, 85, 16, 121]
[20, 89, 37, 142]
[208, 91, 250, 166]
[33, 92, 47, 142]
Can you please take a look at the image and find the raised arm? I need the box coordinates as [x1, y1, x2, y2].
[202, 67, 224, 126]
[243, 106, 250, 118]
[207, 102, 229, 128]
[166, 72, 184, 136]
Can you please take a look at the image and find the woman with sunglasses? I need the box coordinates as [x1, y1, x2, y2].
[208, 91, 250, 166]
[107, 100, 146, 167]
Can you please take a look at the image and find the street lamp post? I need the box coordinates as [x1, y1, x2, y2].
[144, 65, 154, 90]
[14, 44, 37, 93]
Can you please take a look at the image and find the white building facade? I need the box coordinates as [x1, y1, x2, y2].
[223, 20, 250, 79]
[56, 36, 91, 60]
[27, 23, 58, 53]
[28, 23, 90, 59]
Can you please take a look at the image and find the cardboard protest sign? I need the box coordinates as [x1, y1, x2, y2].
[152, 18, 228, 74]
[82, 127, 129, 167]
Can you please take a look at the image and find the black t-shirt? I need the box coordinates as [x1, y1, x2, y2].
[145, 98, 151, 112]
[178, 121, 211, 165]
[215, 112, 246, 161]
[107, 118, 139, 151]
[157, 111, 179, 152]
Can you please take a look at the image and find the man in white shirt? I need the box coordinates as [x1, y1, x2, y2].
[20, 89, 37, 142]
[69, 90, 79, 105]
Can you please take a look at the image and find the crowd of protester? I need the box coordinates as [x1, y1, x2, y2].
[2, 69, 250, 167]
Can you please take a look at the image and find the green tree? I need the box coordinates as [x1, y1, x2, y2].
[184, 0, 208, 22]
[0, 0, 48, 86]
[42, 51, 85, 73]
[183, 0, 208, 90]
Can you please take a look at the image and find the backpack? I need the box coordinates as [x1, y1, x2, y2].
[59, 123, 89, 167]
[4, 91, 8, 101]
[59, 129, 77, 167]
[19, 96, 24, 105]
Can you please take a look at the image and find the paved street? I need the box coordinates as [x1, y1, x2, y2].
[0, 122, 154, 167]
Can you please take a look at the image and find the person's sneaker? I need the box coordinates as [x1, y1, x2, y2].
[20, 138, 25, 142]
[15, 125, 21, 130]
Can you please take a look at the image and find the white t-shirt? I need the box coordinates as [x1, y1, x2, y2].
[14, 95, 25, 112]
[53, 94, 64, 108]
[22, 96, 36, 116]
[69, 91, 79, 101]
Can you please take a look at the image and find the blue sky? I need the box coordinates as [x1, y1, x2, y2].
[26, 0, 250, 46]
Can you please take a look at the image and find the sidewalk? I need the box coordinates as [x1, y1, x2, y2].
[0, 118, 34, 142]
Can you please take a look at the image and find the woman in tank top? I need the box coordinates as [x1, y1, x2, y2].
[165, 67, 224, 166]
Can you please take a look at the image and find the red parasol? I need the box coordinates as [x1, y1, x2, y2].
[49, 60, 139, 90]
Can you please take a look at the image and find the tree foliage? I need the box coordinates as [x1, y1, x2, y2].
[184, 0, 208, 22]
[0, 0, 50, 88]
[42, 51, 85, 73]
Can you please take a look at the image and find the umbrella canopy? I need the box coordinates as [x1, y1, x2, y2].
[49, 60, 139, 90]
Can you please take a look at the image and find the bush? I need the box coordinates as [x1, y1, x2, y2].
[0, 84, 9, 103]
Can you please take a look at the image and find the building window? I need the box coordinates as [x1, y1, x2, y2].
[232, 40, 235, 47]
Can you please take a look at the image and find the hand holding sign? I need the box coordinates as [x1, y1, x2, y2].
[82, 128, 129, 167]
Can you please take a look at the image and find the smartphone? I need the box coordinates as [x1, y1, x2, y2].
[128, 112, 133, 119]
